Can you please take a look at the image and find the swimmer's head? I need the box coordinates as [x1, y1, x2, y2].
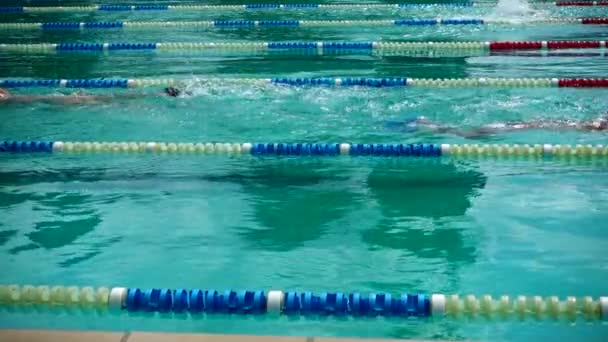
[0, 88, 10, 101]
[164, 87, 181, 97]
[416, 116, 431, 124]
[591, 117, 608, 130]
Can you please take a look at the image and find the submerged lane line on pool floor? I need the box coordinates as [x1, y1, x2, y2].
[1, 285, 607, 321]
[2, 18, 608, 30]
[2, 77, 608, 88]
[1, 142, 607, 159]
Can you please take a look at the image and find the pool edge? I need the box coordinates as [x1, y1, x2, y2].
[0, 329, 452, 342]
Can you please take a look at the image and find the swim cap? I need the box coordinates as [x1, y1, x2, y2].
[0, 88, 9, 100]
[592, 117, 608, 130]
[164, 87, 181, 97]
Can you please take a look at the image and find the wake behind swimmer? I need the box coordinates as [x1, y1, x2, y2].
[0, 87, 183, 105]
[389, 115, 608, 138]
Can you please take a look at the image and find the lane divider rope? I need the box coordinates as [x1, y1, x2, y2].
[3, 2, 605, 13]
[1, 141, 607, 158]
[2, 77, 608, 88]
[0, 3, 488, 13]
[557, 1, 608, 5]
[1, 18, 606, 30]
[0, 41, 605, 56]
[0, 285, 606, 321]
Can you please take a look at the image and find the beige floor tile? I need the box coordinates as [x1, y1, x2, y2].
[316, 338, 440, 342]
[0, 330, 444, 342]
[128, 332, 306, 342]
[0, 329, 124, 342]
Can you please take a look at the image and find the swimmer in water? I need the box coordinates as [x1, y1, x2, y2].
[391, 115, 608, 138]
[0, 87, 182, 105]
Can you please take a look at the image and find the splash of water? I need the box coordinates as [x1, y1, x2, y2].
[485, 0, 548, 23]
[495, 0, 534, 16]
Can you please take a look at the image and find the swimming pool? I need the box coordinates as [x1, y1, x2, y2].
[0, 0, 607, 341]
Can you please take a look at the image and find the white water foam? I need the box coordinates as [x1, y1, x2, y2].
[484, 0, 549, 24]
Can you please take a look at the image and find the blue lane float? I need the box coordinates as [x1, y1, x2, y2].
[283, 4, 320, 8]
[394, 19, 438, 25]
[212, 20, 303, 27]
[41, 22, 124, 29]
[339, 77, 407, 87]
[0, 141, 53, 153]
[41, 22, 81, 29]
[0, 79, 130, 88]
[267, 42, 317, 49]
[271, 78, 336, 86]
[249, 143, 441, 157]
[0, 79, 62, 87]
[259, 41, 375, 50]
[134, 5, 169, 10]
[245, 4, 281, 8]
[125, 289, 266, 314]
[323, 42, 374, 50]
[84, 22, 124, 28]
[107, 43, 156, 50]
[98, 5, 169, 11]
[54, 43, 156, 51]
[0, 7, 24, 12]
[98, 5, 133, 11]
[258, 20, 300, 26]
[56, 43, 105, 51]
[214, 20, 255, 27]
[65, 79, 129, 88]
[122, 288, 427, 317]
[440, 19, 484, 24]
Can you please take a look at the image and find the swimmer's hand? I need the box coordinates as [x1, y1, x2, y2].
[384, 120, 407, 130]
[384, 116, 426, 133]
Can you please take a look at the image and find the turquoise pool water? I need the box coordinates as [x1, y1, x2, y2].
[0, 1, 607, 341]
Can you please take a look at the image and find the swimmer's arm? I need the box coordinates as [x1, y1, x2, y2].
[24, 93, 146, 104]
[416, 125, 478, 137]
[1, 92, 148, 104]
[107, 92, 176, 99]
[3, 95, 47, 104]
[428, 126, 498, 138]
[110, 92, 150, 99]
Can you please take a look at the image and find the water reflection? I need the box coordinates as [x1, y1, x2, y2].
[225, 160, 360, 251]
[0, 229, 17, 247]
[0, 189, 32, 207]
[231, 158, 485, 261]
[6, 191, 116, 267]
[0, 185, 34, 248]
[0, 169, 109, 186]
[361, 160, 486, 264]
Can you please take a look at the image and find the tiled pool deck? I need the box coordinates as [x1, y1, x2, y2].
[0, 330, 443, 342]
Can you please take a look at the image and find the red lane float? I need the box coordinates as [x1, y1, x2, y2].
[489, 41, 605, 51]
[548, 41, 601, 49]
[490, 42, 543, 50]
[582, 18, 608, 24]
[556, 1, 608, 6]
[559, 79, 608, 87]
